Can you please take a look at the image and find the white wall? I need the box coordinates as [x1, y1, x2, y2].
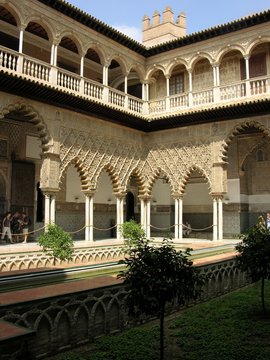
[66, 166, 84, 202]
[184, 183, 212, 205]
[94, 172, 114, 203]
[152, 179, 172, 205]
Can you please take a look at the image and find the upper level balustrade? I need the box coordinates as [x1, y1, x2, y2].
[1, 45, 269, 118]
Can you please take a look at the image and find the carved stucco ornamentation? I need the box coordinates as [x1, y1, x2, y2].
[59, 125, 217, 196]
[59, 127, 144, 193]
[40, 154, 60, 190]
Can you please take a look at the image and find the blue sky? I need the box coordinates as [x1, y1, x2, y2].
[67, 0, 270, 42]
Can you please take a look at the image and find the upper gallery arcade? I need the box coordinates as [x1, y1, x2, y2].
[0, 0, 270, 242]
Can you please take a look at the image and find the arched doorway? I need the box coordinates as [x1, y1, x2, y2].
[125, 191, 135, 221]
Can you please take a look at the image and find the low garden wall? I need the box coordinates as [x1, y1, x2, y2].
[0, 257, 250, 360]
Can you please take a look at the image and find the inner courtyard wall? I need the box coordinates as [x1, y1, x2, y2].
[1, 91, 270, 237]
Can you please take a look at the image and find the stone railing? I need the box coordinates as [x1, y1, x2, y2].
[1, 45, 269, 118]
[0, 244, 123, 272]
[0, 257, 251, 360]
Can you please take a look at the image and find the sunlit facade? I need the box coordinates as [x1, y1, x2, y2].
[0, 0, 270, 241]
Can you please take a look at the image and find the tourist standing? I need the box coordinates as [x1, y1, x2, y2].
[11, 211, 22, 243]
[21, 212, 30, 243]
[1, 211, 13, 243]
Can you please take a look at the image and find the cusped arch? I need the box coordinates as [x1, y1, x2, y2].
[95, 163, 122, 194]
[0, 102, 51, 152]
[240, 137, 268, 171]
[216, 45, 245, 64]
[221, 120, 270, 162]
[123, 167, 144, 194]
[147, 167, 173, 196]
[180, 166, 212, 194]
[59, 157, 89, 191]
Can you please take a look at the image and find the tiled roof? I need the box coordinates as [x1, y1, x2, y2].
[37, 0, 270, 56]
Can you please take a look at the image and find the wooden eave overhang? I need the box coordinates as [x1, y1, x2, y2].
[37, 0, 270, 57]
[1, 71, 269, 132]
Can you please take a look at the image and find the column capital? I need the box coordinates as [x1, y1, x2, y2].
[19, 24, 27, 31]
[83, 190, 95, 197]
[138, 194, 151, 201]
[211, 193, 224, 200]
[172, 192, 183, 200]
[113, 192, 126, 199]
[41, 188, 59, 196]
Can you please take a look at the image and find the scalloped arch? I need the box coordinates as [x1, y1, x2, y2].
[94, 163, 122, 194]
[180, 166, 212, 194]
[59, 157, 89, 190]
[221, 120, 270, 162]
[145, 167, 173, 197]
[0, 102, 51, 152]
[123, 167, 145, 195]
[241, 137, 268, 171]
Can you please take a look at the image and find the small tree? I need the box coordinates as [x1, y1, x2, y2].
[38, 224, 74, 266]
[120, 219, 146, 253]
[236, 216, 270, 317]
[118, 224, 205, 360]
